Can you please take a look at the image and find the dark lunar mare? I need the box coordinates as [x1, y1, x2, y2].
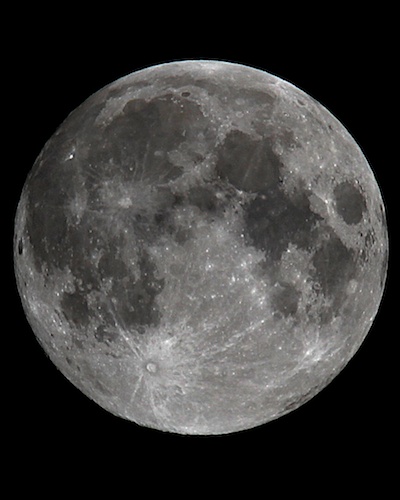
[26, 193, 166, 338]
[238, 174, 359, 323]
[24, 165, 167, 342]
[243, 185, 322, 262]
[215, 130, 283, 192]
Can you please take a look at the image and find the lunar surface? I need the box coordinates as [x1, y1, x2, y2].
[14, 61, 388, 434]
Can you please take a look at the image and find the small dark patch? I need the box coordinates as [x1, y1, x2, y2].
[172, 193, 185, 207]
[187, 186, 218, 212]
[174, 227, 192, 244]
[98, 248, 128, 281]
[317, 304, 336, 325]
[216, 130, 283, 193]
[154, 211, 168, 226]
[18, 238, 23, 255]
[95, 325, 119, 344]
[334, 181, 366, 225]
[151, 209, 177, 239]
[122, 99, 150, 115]
[60, 290, 91, 327]
[271, 282, 300, 318]
[244, 185, 322, 262]
[72, 336, 84, 349]
[181, 91, 191, 97]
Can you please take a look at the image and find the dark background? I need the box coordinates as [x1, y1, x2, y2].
[7, 8, 395, 485]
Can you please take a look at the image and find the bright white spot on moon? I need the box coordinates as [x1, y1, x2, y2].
[146, 362, 158, 374]
[118, 196, 133, 208]
[347, 279, 358, 294]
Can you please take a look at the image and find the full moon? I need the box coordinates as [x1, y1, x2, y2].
[14, 61, 388, 435]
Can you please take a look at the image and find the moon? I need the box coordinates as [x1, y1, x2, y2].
[14, 61, 388, 435]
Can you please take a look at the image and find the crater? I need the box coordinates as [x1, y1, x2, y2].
[333, 181, 366, 225]
[145, 361, 158, 374]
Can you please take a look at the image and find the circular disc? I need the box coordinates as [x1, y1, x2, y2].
[14, 61, 388, 434]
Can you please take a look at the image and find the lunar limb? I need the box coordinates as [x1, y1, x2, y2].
[14, 61, 388, 434]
